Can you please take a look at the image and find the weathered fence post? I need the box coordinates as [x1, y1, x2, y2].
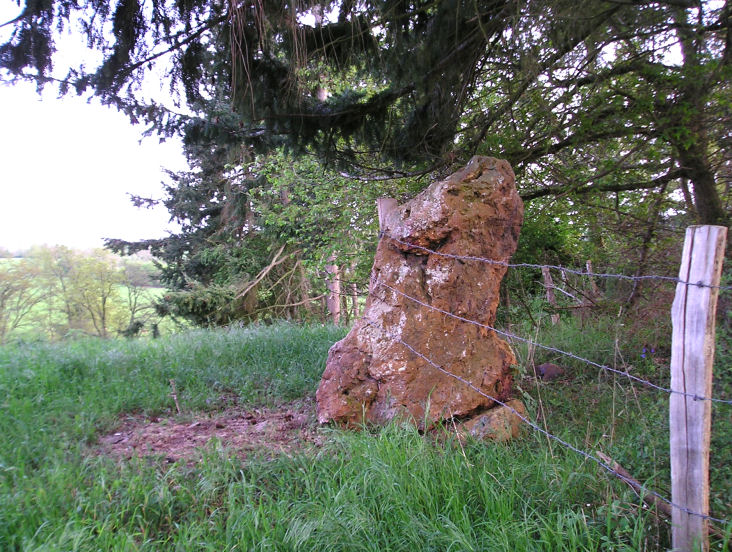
[541, 267, 560, 325]
[670, 225, 727, 552]
[586, 260, 600, 297]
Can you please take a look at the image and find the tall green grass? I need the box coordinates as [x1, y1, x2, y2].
[1, 322, 730, 550]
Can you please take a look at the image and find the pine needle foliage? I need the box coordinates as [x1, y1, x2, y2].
[3, 0, 730, 327]
[3, 0, 730, 224]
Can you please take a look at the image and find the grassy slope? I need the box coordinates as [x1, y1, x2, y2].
[0, 323, 730, 551]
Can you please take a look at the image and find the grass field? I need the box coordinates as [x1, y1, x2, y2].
[0, 322, 730, 551]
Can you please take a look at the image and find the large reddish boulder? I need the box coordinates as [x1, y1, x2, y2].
[316, 157, 525, 435]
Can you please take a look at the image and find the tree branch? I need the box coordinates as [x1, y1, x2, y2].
[521, 168, 685, 201]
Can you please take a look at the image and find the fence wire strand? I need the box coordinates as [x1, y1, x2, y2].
[377, 282, 732, 405]
[380, 232, 731, 291]
[341, 227, 731, 525]
[362, 315, 728, 524]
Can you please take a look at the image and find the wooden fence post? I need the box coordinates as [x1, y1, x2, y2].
[669, 225, 727, 552]
[541, 267, 560, 325]
[586, 260, 600, 297]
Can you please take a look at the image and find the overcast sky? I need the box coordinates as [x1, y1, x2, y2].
[0, 2, 188, 253]
[0, 81, 188, 253]
[0, 3, 346, 254]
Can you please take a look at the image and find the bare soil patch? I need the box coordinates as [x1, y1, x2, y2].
[97, 398, 324, 462]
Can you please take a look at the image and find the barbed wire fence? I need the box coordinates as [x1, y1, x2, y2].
[344, 225, 730, 547]
[382, 232, 732, 291]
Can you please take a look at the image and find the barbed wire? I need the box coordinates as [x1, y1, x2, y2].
[311, 274, 370, 296]
[379, 232, 731, 291]
[362, 315, 729, 524]
[376, 282, 732, 405]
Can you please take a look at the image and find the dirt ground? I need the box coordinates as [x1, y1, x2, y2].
[97, 397, 325, 463]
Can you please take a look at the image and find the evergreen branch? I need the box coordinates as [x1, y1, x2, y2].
[338, 161, 443, 182]
[0, 9, 28, 29]
[274, 84, 415, 121]
[468, 4, 623, 155]
[250, 294, 327, 316]
[90, 15, 227, 95]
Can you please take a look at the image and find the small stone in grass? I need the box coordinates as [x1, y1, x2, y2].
[535, 363, 565, 381]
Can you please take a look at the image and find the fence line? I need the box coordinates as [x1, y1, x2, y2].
[379, 232, 732, 291]
[376, 282, 732, 405]
[362, 315, 727, 524]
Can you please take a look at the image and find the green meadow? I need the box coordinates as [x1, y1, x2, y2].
[1, 322, 730, 551]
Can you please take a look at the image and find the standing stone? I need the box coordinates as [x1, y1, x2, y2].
[316, 156, 524, 434]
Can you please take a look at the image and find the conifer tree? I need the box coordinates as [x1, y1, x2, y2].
[3, 1, 729, 323]
[3, 0, 728, 224]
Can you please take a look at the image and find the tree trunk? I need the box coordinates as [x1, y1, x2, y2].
[326, 254, 341, 324]
[681, 146, 727, 225]
[341, 292, 349, 325]
[691, 163, 727, 226]
[672, 7, 728, 226]
[297, 261, 312, 317]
